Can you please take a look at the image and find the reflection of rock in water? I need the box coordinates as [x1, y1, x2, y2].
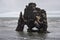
[16, 32, 47, 40]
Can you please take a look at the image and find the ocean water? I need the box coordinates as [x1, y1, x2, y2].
[0, 17, 60, 40]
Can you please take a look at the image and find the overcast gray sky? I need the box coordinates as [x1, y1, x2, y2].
[0, 0, 60, 17]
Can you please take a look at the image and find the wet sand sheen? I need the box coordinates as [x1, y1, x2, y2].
[0, 17, 60, 40]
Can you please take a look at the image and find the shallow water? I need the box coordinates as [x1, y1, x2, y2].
[0, 17, 60, 40]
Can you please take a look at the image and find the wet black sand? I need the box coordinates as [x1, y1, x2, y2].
[0, 17, 60, 40]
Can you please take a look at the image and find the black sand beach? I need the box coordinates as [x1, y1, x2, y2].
[0, 17, 60, 40]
